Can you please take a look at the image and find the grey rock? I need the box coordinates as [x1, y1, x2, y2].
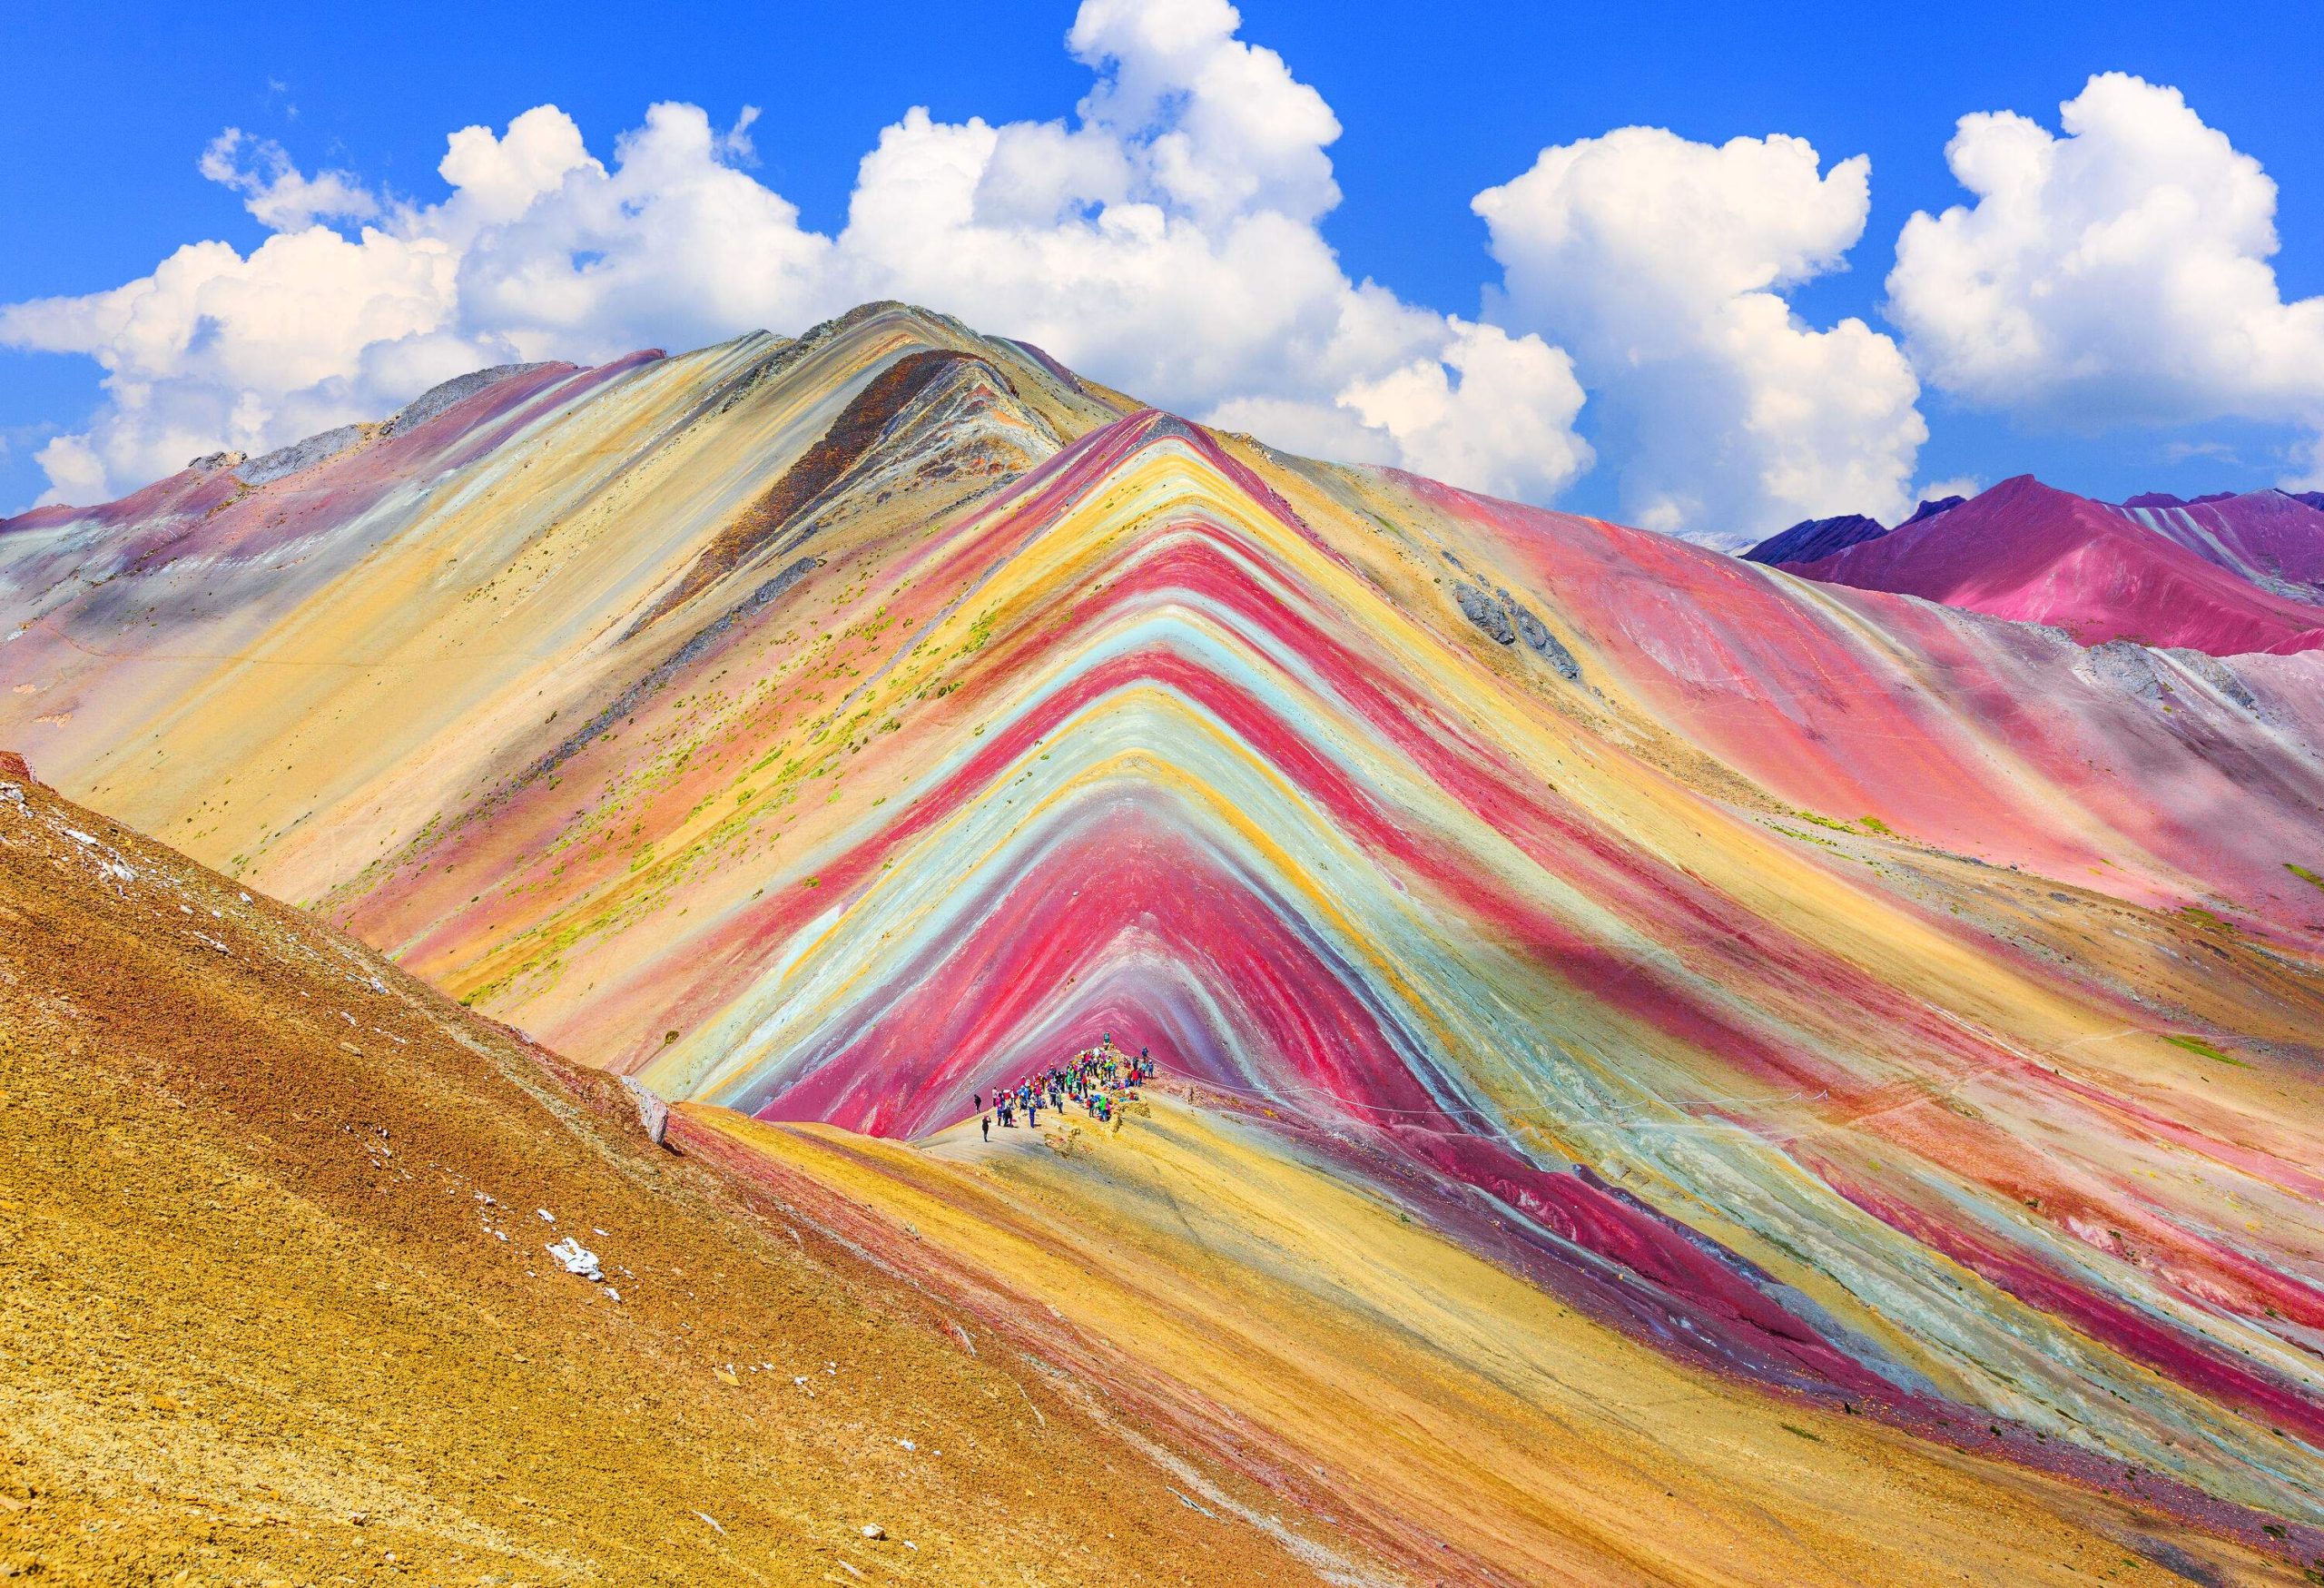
[235, 424, 366, 487]
[1453, 578, 1583, 681]
[1454, 582, 1515, 645]
[2074, 639, 2166, 701]
[186, 449, 248, 473]
[383, 362, 556, 437]
[1522, 615, 1582, 682]
[1495, 586, 1582, 682]
[2162, 647, 2258, 712]
[621, 1075, 670, 1148]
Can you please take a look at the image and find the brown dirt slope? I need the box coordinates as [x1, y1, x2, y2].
[630, 349, 1002, 636]
[0, 755, 1362, 1588]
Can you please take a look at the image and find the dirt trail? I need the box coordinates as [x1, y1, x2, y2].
[0, 759, 1359, 1587]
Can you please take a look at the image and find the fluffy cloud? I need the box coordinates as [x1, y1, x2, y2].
[1, 0, 1582, 509]
[1475, 127, 1925, 545]
[1333, 320, 1591, 501]
[2, 225, 467, 495]
[200, 130, 380, 232]
[1066, 0, 1340, 226]
[1887, 72, 2324, 476]
[1206, 316, 1596, 507]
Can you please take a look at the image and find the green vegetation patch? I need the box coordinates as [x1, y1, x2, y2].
[2162, 1033, 2246, 1068]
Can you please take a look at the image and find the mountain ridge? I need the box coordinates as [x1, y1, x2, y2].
[14, 753, 2309, 1583]
[5, 301, 2324, 1577]
[1751, 476, 2324, 654]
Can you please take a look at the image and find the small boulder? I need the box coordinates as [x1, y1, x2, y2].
[545, 1237, 604, 1282]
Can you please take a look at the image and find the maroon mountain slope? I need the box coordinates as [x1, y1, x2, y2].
[1781, 475, 2324, 656]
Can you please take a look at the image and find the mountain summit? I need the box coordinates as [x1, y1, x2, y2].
[5, 302, 2324, 1582]
[1753, 476, 2324, 654]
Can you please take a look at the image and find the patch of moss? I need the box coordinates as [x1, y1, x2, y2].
[2162, 1033, 2246, 1068]
[2287, 861, 2324, 893]
[1859, 815, 1892, 835]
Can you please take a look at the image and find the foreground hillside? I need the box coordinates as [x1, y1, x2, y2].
[6, 301, 2324, 1575]
[693, 1098, 2324, 1585]
[0, 760, 1324, 1586]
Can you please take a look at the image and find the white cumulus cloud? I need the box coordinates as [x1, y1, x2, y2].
[0, 0, 1587, 511]
[1474, 126, 1926, 546]
[1887, 72, 2324, 484]
[1333, 320, 1592, 501]
[198, 130, 380, 232]
[1, 225, 468, 495]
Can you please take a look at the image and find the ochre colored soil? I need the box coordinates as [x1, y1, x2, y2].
[0, 765, 1354, 1587]
[692, 1102, 2317, 1588]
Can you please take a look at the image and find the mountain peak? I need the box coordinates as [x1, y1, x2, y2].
[1777, 472, 2324, 653]
[1740, 512, 1888, 566]
[7, 306, 2324, 1578]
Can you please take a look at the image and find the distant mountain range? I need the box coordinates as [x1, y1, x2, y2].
[1748, 478, 2324, 656]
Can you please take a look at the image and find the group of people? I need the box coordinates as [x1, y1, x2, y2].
[976, 1032, 1158, 1141]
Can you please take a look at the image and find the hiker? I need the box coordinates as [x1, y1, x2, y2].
[981, 1112, 990, 1142]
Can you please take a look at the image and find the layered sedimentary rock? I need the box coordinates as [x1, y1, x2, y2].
[5, 301, 2324, 1575]
[1739, 510, 1889, 566]
[0, 759, 1303, 1586]
[2118, 488, 2324, 605]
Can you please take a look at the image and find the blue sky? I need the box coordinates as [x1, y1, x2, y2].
[7, 0, 2323, 534]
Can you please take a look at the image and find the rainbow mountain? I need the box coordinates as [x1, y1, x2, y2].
[6, 301, 2324, 1582]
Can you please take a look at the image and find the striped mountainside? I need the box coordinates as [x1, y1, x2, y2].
[6, 301, 2324, 1580]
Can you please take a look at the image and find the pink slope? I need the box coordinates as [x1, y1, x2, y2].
[2116, 488, 2324, 601]
[1781, 475, 2324, 656]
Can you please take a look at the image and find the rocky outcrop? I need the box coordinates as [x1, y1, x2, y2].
[1453, 581, 1515, 645]
[1453, 580, 1581, 680]
[235, 424, 369, 487]
[383, 362, 558, 437]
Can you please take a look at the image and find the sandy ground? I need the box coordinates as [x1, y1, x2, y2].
[0, 764, 1364, 1587]
[697, 1092, 2318, 1588]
